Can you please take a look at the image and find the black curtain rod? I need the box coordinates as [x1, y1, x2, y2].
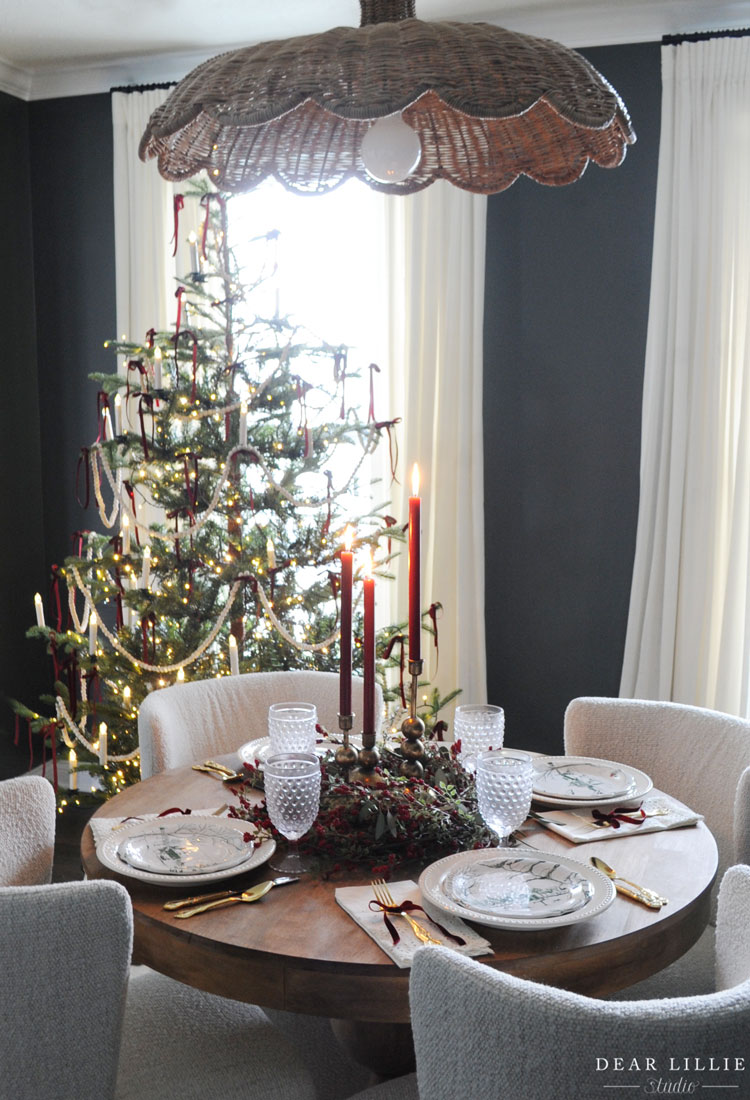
[663, 27, 750, 45]
[110, 80, 177, 94]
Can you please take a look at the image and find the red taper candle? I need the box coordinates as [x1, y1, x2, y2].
[339, 527, 354, 716]
[408, 463, 421, 662]
[363, 551, 376, 737]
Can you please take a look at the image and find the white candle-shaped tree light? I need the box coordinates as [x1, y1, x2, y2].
[34, 593, 45, 628]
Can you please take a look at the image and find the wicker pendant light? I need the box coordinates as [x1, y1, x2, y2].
[139, 0, 635, 195]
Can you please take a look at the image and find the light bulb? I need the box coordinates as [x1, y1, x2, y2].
[361, 114, 421, 184]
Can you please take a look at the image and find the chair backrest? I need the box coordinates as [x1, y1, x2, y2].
[409, 865, 750, 1100]
[0, 879, 133, 1100]
[0, 774, 56, 885]
[138, 669, 384, 777]
[564, 697, 750, 890]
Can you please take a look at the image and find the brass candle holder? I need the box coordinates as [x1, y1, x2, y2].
[400, 658, 425, 778]
[335, 713, 358, 776]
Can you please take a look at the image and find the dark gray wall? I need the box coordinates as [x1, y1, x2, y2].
[0, 92, 116, 776]
[483, 42, 661, 752]
[0, 91, 47, 776]
[29, 94, 116, 574]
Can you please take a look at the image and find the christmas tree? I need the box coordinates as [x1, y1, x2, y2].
[12, 184, 455, 808]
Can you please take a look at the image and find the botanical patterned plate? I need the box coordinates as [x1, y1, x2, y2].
[530, 756, 652, 809]
[98, 818, 275, 886]
[239, 735, 363, 768]
[443, 855, 593, 919]
[419, 848, 615, 930]
[532, 757, 635, 801]
[119, 819, 252, 875]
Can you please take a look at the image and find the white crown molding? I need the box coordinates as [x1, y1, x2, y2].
[2, 1, 749, 102]
[0, 57, 33, 101]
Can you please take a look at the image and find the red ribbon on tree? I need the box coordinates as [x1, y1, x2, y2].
[126, 358, 147, 400]
[383, 515, 398, 555]
[123, 481, 141, 548]
[171, 194, 184, 257]
[76, 447, 91, 508]
[427, 602, 442, 669]
[367, 363, 381, 423]
[145, 328, 157, 349]
[199, 192, 227, 260]
[141, 611, 157, 662]
[383, 632, 407, 709]
[372, 419, 401, 483]
[50, 565, 64, 631]
[137, 394, 156, 459]
[96, 391, 111, 442]
[182, 453, 199, 507]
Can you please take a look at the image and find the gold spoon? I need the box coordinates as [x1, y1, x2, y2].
[589, 856, 668, 908]
[174, 877, 298, 918]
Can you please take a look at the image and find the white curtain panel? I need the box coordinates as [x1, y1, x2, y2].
[112, 89, 176, 360]
[384, 182, 488, 713]
[621, 37, 750, 715]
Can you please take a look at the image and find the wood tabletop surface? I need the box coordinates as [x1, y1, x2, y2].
[81, 761, 718, 1026]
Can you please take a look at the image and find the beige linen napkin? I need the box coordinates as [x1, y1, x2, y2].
[335, 879, 493, 968]
[532, 790, 702, 844]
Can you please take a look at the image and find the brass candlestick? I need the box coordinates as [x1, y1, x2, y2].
[356, 726, 380, 780]
[400, 658, 425, 778]
[335, 713, 358, 777]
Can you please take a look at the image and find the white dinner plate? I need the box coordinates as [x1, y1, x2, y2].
[530, 756, 653, 809]
[98, 818, 275, 886]
[532, 756, 635, 801]
[443, 855, 593, 919]
[239, 735, 363, 768]
[419, 848, 616, 930]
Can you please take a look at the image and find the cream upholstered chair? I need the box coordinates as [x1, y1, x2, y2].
[138, 671, 379, 1098]
[563, 697, 750, 996]
[350, 866, 750, 1100]
[0, 879, 317, 1100]
[0, 774, 56, 884]
[138, 669, 384, 778]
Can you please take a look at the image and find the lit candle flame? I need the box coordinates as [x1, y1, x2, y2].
[344, 526, 354, 553]
[364, 549, 374, 579]
[411, 463, 420, 497]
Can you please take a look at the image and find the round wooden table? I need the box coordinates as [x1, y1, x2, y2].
[81, 763, 717, 1076]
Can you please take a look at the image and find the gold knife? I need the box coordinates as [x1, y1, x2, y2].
[163, 888, 240, 910]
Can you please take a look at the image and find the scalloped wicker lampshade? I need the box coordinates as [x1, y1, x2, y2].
[139, 0, 635, 195]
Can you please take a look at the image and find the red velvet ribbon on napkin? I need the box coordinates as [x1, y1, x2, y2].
[369, 897, 466, 947]
[591, 804, 646, 828]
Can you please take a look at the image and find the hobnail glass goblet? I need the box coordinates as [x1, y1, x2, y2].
[267, 701, 317, 755]
[264, 752, 321, 874]
[475, 749, 533, 845]
[454, 704, 505, 772]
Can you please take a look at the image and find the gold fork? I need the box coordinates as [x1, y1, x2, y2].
[371, 879, 442, 945]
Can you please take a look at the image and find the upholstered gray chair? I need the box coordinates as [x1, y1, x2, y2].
[564, 696, 750, 996]
[0, 878, 317, 1100]
[349, 865, 750, 1100]
[138, 669, 384, 778]
[0, 773, 56, 884]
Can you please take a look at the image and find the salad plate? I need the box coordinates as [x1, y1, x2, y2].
[530, 756, 652, 809]
[239, 734, 362, 768]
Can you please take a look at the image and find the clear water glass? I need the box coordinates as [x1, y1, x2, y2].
[454, 703, 505, 772]
[475, 749, 533, 844]
[264, 752, 321, 874]
[268, 701, 317, 755]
